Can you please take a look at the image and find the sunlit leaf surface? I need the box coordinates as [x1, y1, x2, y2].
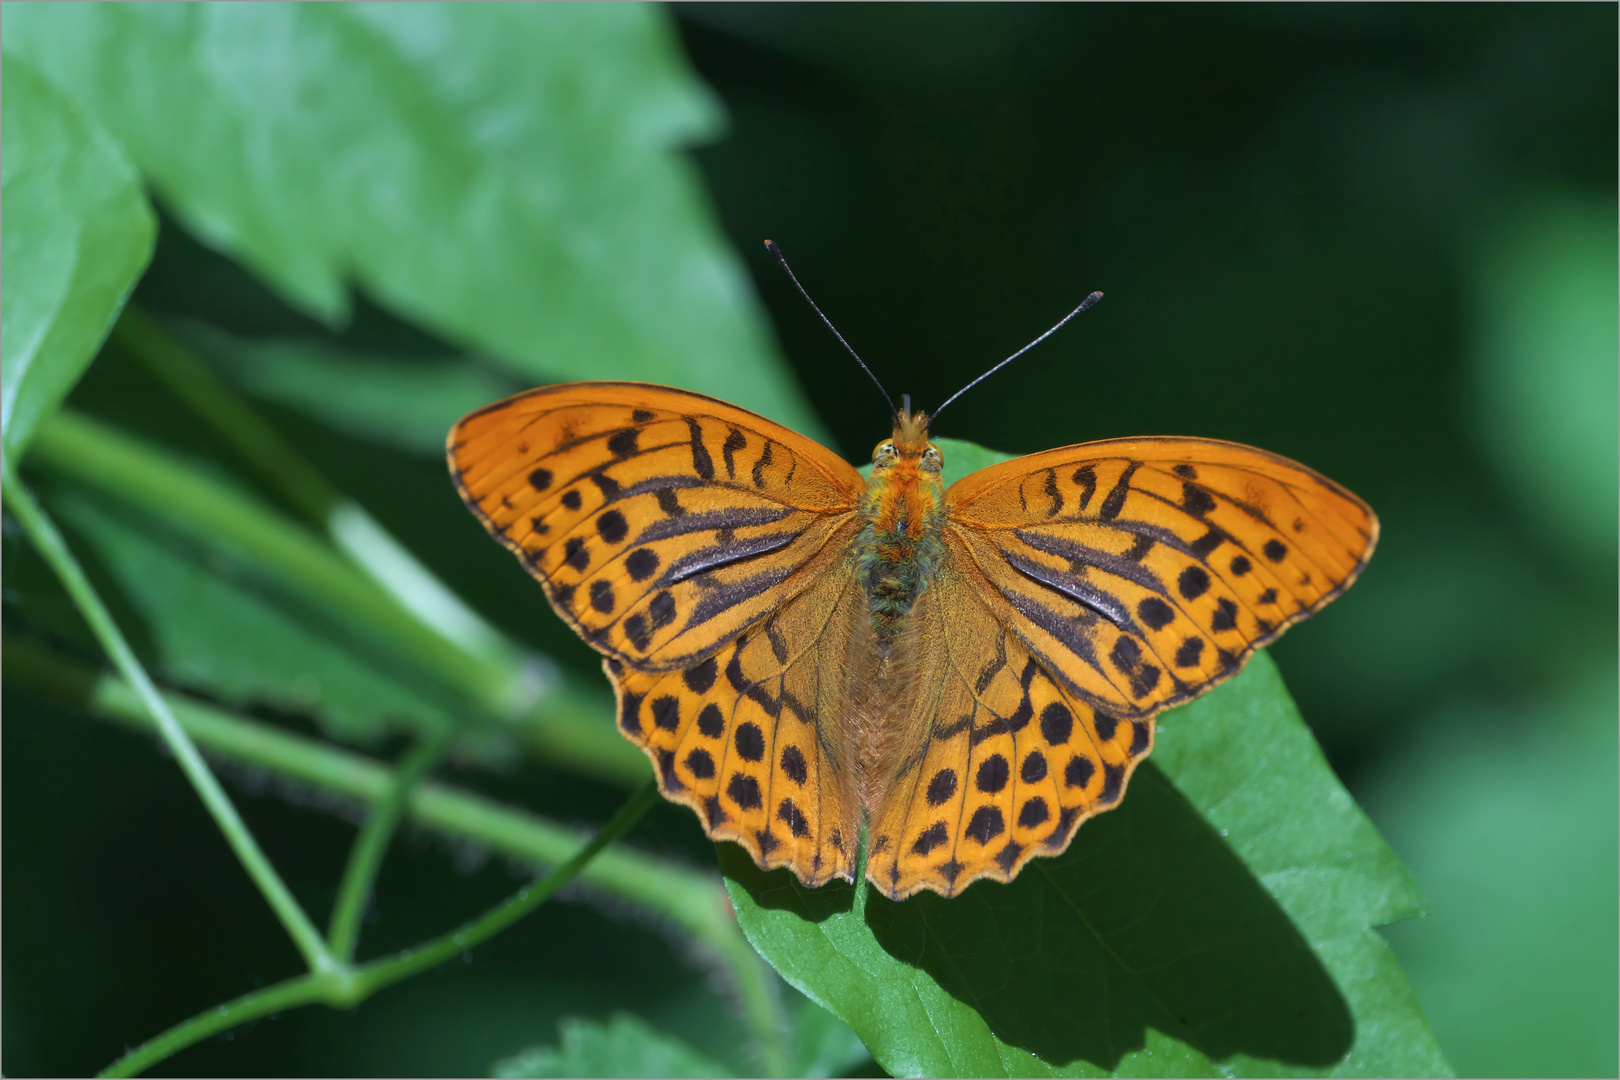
[1, 57, 154, 461]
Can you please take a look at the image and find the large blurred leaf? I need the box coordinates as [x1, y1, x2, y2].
[1369, 664, 1619, 1078]
[491, 1013, 728, 1079]
[0, 56, 154, 461]
[725, 651, 1448, 1078]
[47, 485, 462, 748]
[3, 3, 821, 436]
[171, 319, 520, 457]
[1471, 197, 1619, 564]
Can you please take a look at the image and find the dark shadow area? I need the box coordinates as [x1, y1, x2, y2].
[863, 762, 1353, 1070]
[718, 842, 856, 922]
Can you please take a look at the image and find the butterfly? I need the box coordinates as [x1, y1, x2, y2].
[446, 249, 1377, 902]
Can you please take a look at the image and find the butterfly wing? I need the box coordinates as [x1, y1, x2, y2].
[944, 436, 1377, 718]
[609, 535, 866, 887]
[449, 382, 866, 886]
[865, 436, 1376, 899]
[864, 537, 1154, 900]
[448, 382, 864, 672]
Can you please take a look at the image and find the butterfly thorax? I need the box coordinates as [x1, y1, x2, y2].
[856, 410, 946, 639]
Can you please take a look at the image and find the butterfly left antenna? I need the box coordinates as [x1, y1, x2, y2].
[931, 290, 1104, 421]
[764, 240, 898, 416]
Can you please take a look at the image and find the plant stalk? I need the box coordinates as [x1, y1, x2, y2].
[1, 462, 337, 977]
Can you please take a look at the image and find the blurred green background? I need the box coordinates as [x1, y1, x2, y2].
[4, 4, 1615, 1077]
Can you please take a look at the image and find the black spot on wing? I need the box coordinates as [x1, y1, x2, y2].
[780, 745, 807, 785]
[651, 696, 680, 731]
[618, 692, 644, 736]
[597, 510, 628, 544]
[1098, 462, 1140, 521]
[1264, 539, 1288, 562]
[1021, 751, 1048, 783]
[722, 428, 747, 479]
[607, 428, 639, 459]
[1181, 482, 1217, 518]
[1018, 797, 1050, 828]
[528, 468, 552, 490]
[685, 417, 715, 480]
[926, 769, 958, 806]
[751, 441, 773, 488]
[683, 657, 717, 694]
[975, 754, 1010, 794]
[965, 806, 1005, 845]
[778, 798, 812, 838]
[726, 773, 761, 810]
[1039, 702, 1073, 745]
[1072, 465, 1097, 511]
[626, 548, 659, 581]
[912, 821, 949, 855]
[1137, 597, 1175, 630]
[734, 722, 765, 762]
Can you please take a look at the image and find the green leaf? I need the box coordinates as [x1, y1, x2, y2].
[1370, 663, 1619, 1078]
[4, 4, 822, 437]
[48, 485, 462, 749]
[789, 995, 874, 1078]
[1471, 197, 1619, 564]
[725, 638, 1448, 1076]
[0, 55, 154, 461]
[173, 319, 520, 457]
[492, 1013, 730, 1079]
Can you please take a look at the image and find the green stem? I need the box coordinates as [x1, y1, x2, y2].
[28, 408, 644, 785]
[351, 780, 662, 997]
[7, 640, 790, 1075]
[327, 732, 449, 962]
[99, 781, 660, 1079]
[99, 974, 330, 1079]
[1, 464, 337, 977]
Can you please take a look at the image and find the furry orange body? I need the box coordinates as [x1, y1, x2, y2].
[856, 410, 946, 638]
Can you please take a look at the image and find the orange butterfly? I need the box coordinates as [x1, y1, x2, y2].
[447, 249, 1376, 901]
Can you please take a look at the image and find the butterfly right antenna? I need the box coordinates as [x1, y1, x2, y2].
[765, 240, 898, 417]
[931, 290, 1104, 421]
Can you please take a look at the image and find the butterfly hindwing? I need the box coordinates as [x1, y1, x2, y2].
[865, 536, 1153, 899]
[448, 383, 864, 672]
[607, 539, 865, 887]
[945, 437, 1377, 719]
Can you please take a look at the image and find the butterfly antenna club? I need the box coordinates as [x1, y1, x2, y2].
[765, 239, 897, 416]
[931, 290, 1104, 421]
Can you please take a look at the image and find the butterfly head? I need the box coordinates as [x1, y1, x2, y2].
[874, 406, 942, 477]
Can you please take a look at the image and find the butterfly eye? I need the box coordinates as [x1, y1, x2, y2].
[920, 443, 944, 474]
[872, 440, 897, 464]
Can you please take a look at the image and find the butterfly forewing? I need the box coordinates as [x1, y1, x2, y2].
[448, 383, 864, 672]
[945, 437, 1378, 719]
[607, 533, 865, 887]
